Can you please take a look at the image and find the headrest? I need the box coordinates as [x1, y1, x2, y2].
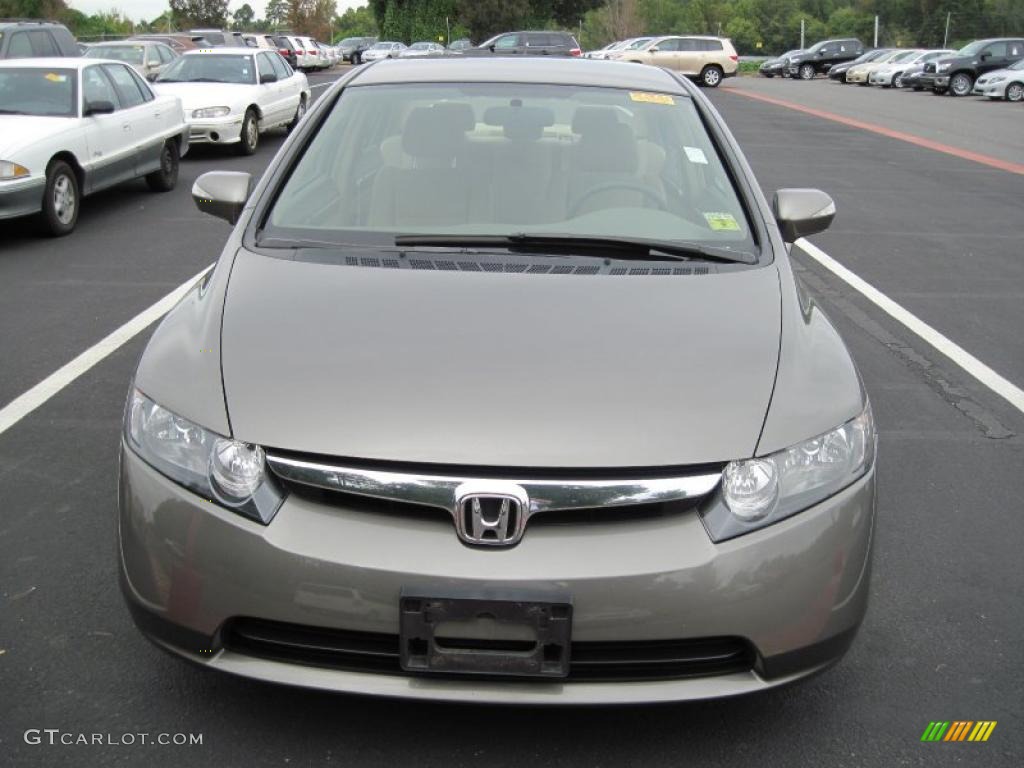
[576, 115, 638, 174]
[484, 105, 555, 142]
[571, 106, 622, 135]
[401, 103, 474, 159]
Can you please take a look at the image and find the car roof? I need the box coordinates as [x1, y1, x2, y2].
[0, 57, 100, 70]
[654, 34, 725, 40]
[352, 58, 689, 94]
[182, 47, 256, 55]
[88, 40, 157, 46]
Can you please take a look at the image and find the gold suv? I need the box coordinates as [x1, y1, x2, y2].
[612, 35, 738, 87]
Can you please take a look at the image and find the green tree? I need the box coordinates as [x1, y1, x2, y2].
[334, 4, 379, 39]
[265, 0, 289, 26]
[233, 3, 255, 30]
[168, 0, 230, 28]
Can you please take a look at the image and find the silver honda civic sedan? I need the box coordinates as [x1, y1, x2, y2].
[119, 58, 876, 704]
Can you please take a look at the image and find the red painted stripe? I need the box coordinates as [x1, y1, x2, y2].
[724, 87, 1024, 176]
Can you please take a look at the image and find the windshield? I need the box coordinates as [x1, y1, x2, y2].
[0, 67, 77, 117]
[156, 54, 255, 84]
[890, 50, 920, 63]
[957, 40, 988, 56]
[263, 83, 756, 257]
[85, 45, 145, 64]
[410, 43, 431, 50]
[627, 38, 653, 49]
[339, 38, 360, 46]
[198, 31, 225, 45]
[371, 42, 391, 50]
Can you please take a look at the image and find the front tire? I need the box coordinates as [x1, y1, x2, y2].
[145, 140, 179, 192]
[1006, 82, 1024, 102]
[237, 109, 259, 156]
[949, 72, 973, 96]
[799, 63, 816, 80]
[893, 72, 904, 88]
[288, 95, 307, 133]
[700, 65, 723, 88]
[40, 160, 79, 237]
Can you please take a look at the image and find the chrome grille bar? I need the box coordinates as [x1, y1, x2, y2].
[266, 454, 721, 517]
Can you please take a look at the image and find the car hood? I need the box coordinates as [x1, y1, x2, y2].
[151, 81, 254, 111]
[220, 249, 782, 468]
[0, 115, 77, 157]
[977, 67, 1016, 80]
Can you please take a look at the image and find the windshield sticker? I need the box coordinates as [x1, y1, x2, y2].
[684, 146, 708, 164]
[44, 73, 68, 83]
[629, 91, 675, 105]
[704, 212, 741, 231]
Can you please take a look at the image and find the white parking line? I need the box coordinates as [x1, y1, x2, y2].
[0, 265, 213, 438]
[797, 237, 1024, 415]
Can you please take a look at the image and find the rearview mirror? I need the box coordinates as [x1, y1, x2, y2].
[192, 171, 252, 225]
[772, 188, 836, 242]
[84, 100, 115, 116]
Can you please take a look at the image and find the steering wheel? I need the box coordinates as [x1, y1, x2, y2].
[569, 181, 668, 218]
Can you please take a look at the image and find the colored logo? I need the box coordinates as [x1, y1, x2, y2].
[921, 721, 997, 742]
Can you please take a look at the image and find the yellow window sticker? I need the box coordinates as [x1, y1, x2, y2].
[704, 212, 741, 231]
[44, 73, 68, 83]
[629, 92, 675, 105]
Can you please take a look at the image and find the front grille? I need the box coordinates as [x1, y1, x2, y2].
[225, 618, 754, 682]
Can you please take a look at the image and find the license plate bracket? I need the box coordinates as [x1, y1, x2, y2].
[399, 590, 572, 678]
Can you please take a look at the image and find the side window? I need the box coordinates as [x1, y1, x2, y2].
[656, 39, 679, 52]
[493, 34, 520, 50]
[269, 52, 291, 79]
[984, 42, 1007, 57]
[7, 32, 33, 58]
[676, 39, 699, 52]
[103, 63, 146, 108]
[1010, 42, 1023, 57]
[127, 67, 155, 102]
[28, 30, 59, 56]
[158, 45, 174, 64]
[703, 39, 723, 51]
[145, 47, 160, 66]
[257, 53, 275, 82]
[82, 65, 119, 108]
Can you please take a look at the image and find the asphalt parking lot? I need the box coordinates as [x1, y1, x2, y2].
[2, 67, 1022, 767]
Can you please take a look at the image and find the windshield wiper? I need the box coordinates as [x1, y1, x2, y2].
[393, 233, 757, 265]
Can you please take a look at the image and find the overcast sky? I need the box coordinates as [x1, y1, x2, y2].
[68, 1, 363, 23]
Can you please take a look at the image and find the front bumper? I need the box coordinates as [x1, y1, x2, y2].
[0, 176, 45, 221]
[972, 81, 1005, 98]
[868, 72, 892, 85]
[919, 73, 949, 89]
[119, 445, 876, 704]
[186, 114, 244, 145]
[845, 70, 869, 83]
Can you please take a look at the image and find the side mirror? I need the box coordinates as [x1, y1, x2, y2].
[649, 46, 660, 53]
[772, 188, 836, 242]
[489, 44, 496, 52]
[145, 71, 158, 82]
[192, 171, 252, 225]
[84, 100, 115, 116]
[261, 73, 278, 83]
[979, 52, 990, 61]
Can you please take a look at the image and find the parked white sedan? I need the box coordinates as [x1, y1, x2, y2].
[973, 59, 1024, 101]
[0, 58, 188, 236]
[152, 48, 310, 155]
[868, 49, 953, 87]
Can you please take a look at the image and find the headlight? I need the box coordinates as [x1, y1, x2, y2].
[125, 389, 284, 523]
[937, 62, 951, 73]
[0, 160, 30, 180]
[192, 106, 231, 119]
[700, 403, 875, 542]
[988, 75, 1005, 83]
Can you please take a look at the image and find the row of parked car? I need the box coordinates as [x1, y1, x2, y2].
[0, 29, 314, 236]
[759, 35, 1024, 101]
[585, 35, 740, 87]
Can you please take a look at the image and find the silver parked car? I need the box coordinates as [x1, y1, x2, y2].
[120, 58, 876, 704]
[83, 40, 178, 80]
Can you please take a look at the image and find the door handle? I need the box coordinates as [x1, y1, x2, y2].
[122, 123, 131, 132]
[153, 111, 161, 118]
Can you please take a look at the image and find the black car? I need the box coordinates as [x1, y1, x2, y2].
[828, 48, 892, 82]
[759, 49, 802, 77]
[463, 30, 581, 57]
[919, 37, 1024, 96]
[900, 65, 928, 91]
[0, 19, 78, 58]
[273, 35, 299, 68]
[349, 37, 378, 65]
[787, 38, 864, 80]
[338, 36, 374, 63]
